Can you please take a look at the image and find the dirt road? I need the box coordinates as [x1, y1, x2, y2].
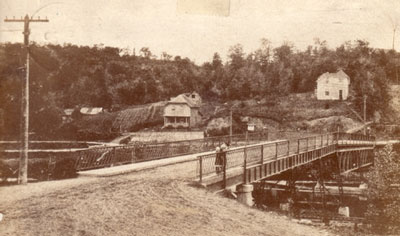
[0, 160, 335, 236]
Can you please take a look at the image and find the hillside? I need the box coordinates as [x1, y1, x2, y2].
[0, 41, 395, 140]
[203, 93, 362, 135]
[112, 101, 166, 132]
[84, 92, 362, 143]
[60, 90, 366, 143]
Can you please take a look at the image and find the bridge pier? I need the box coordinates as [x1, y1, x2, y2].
[236, 184, 254, 206]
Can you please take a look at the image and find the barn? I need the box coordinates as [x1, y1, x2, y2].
[316, 70, 350, 100]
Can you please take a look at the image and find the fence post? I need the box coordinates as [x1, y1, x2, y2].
[261, 144, 264, 164]
[314, 136, 317, 149]
[131, 146, 135, 163]
[321, 135, 323, 147]
[287, 140, 290, 156]
[199, 156, 203, 183]
[243, 147, 247, 184]
[74, 150, 81, 171]
[223, 154, 227, 189]
[111, 147, 116, 166]
[297, 139, 300, 154]
[306, 138, 309, 151]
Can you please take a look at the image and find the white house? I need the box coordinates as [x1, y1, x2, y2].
[163, 92, 202, 128]
[316, 70, 350, 100]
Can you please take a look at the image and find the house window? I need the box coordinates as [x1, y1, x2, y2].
[167, 117, 175, 123]
[177, 117, 186, 123]
[325, 91, 329, 96]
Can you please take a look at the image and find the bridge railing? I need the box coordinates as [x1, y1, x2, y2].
[196, 132, 372, 183]
[74, 131, 267, 171]
[336, 132, 375, 145]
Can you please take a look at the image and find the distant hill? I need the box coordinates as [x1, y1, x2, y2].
[0, 41, 396, 140]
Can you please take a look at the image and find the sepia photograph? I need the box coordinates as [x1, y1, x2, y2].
[0, 0, 400, 235]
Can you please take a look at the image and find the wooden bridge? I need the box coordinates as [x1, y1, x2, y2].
[196, 132, 376, 198]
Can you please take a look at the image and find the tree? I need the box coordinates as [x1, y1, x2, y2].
[139, 47, 152, 59]
[254, 38, 271, 72]
[228, 44, 245, 71]
[211, 52, 223, 70]
[273, 41, 293, 65]
[161, 52, 172, 61]
[365, 144, 400, 234]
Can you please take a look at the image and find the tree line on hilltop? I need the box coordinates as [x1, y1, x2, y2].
[0, 39, 397, 139]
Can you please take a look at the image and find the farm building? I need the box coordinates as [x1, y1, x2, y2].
[316, 70, 350, 100]
[62, 108, 74, 123]
[80, 107, 104, 115]
[163, 92, 202, 129]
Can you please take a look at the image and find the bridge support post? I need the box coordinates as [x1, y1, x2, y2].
[236, 184, 254, 206]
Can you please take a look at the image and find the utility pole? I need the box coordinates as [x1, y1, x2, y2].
[4, 15, 49, 184]
[363, 95, 367, 135]
[229, 109, 232, 144]
[393, 27, 397, 51]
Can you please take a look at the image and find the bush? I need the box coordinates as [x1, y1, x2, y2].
[0, 160, 15, 182]
[26, 157, 78, 181]
[364, 144, 400, 234]
[28, 160, 50, 181]
[51, 158, 77, 179]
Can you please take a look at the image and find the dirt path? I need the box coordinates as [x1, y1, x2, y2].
[0, 161, 335, 236]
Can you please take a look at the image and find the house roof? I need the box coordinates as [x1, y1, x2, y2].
[169, 95, 189, 104]
[168, 93, 200, 108]
[80, 107, 103, 115]
[317, 69, 350, 83]
[64, 109, 74, 116]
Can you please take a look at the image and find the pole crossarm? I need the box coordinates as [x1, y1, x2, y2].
[5, 15, 49, 23]
[4, 19, 49, 22]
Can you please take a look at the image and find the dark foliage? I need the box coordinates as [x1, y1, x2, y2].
[364, 144, 400, 234]
[0, 39, 396, 140]
[52, 158, 78, 179]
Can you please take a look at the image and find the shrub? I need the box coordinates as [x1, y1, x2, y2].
[51, 158, 78, 179]
[364, 144, 400, 234]
[0, 160, 15, 182]
[28, 160, 50, 181]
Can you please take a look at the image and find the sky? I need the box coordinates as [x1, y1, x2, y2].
[1, 0, 400, 64]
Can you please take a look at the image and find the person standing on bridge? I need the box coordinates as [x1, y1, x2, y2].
[215, 146, 222, 174]
[220, 142, 228, 170]
[215, 142, 229, 174]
